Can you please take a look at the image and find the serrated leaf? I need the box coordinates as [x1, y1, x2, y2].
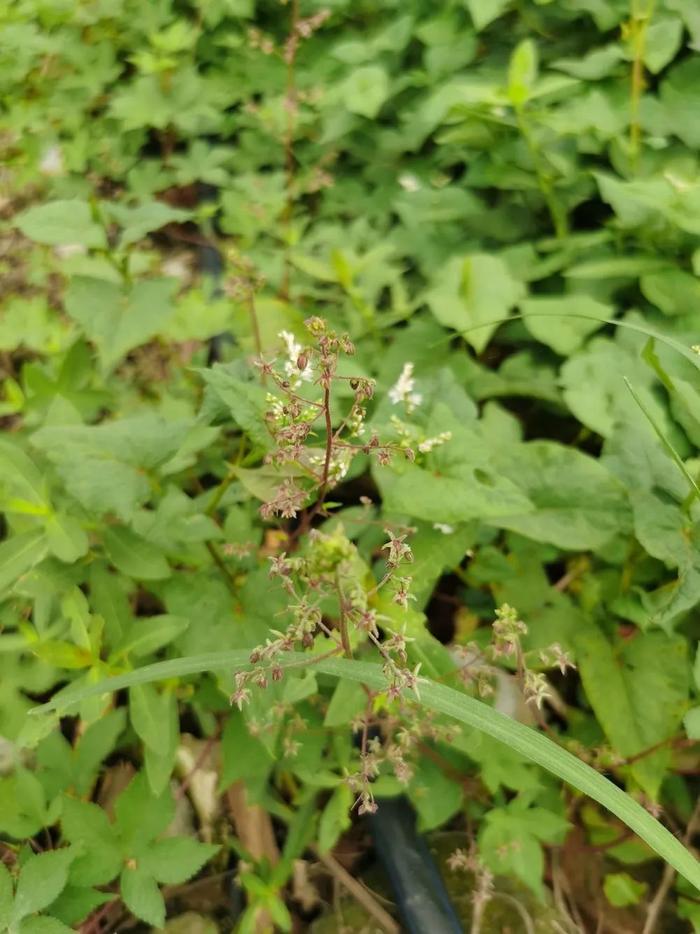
[64, 276, 177, 372]
[103, 527, 170, 581]
[120, 866, 165, 928]
[12, 849, 73, 922]
[61, 798, 122, 887]
[139, 837, 219, 885]
[15, 201, 106, 249]
[114, 773, 175, 853]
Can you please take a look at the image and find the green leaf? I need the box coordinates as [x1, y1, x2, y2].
[0, 530, 48, 596]
[323, 680, 366, 727]
[508, 39, 538, 106]
[575, 628, 688, 797]
[604, 872, 648, 907]
[114, 773, 175, 853]
[318, 784, 352, 854]
[105, 201, 190, 248]
[0, 861, 12, 930]
[466, 0, 512, 30]
[198, 366, 270, 449]
[684, 706, 700, 739]
[18, 917, 75, 934]
[139, 838, 219, 885]
[341, 66, 390, 119]
[143, 690, 179, 796]
[103, 527, 170, 581]
[64, 276, 177, 372]
[520, 294, 612, 355]
[491, 441, 631, 550]
[643, 16, 683, 74]
[32, 416, 194, 521]
[45, 513, 89, 564]
[61, 797, 122, 887]
[12, 849, 73, 922]
[120, 866, 165, 928]
[220, 709, 274, 791]
[129, 683, 172, 755]
[640, 268, 700, 317]
[426, 254, 525, 353]
[409, 757, 463, 830]
[15, 201, 106, 249]
[32, 651, 700, 893]
[116, 615, 189, 659]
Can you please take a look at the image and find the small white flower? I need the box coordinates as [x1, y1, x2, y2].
[418, 431, 452, 453]
[279, 330, 312, 381]
[398, 173, 421, 193]
[433, 523, 454, 535]
[39, 145, 64, 177]
[388, 362, 422, 413]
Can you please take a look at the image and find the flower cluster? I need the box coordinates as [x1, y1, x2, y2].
[456, 604, 575, 712]
[256, 317, 409, 522]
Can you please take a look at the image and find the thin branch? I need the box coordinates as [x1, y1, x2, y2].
[315, 849, 400, 934]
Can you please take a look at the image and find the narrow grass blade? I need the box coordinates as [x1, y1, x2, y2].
[624, 376, 700, 501]
[30, 651, 700, 892]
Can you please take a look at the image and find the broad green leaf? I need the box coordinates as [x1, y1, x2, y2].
[198, 366, 270, 448]
[640, 269, 700, 316]
[0, 439, 48, 510]
[409, 757, 462, 830]
[102, 527, 170, 581]
[114, 773, 175, 853]
[32, 651, 700, 893]
[120, 866, 165, 928]
[220, 709, 274, 792]
[643, 16, 683, 74]
[575, 628, 688, 797]
[45, 513, 89, 564]
[32, 416, 194, 521]
[61, 798, 122, 887]
[520, 294, 612, 355]
[0, 530, 49, 596]
[491, 441, 631, 549]
[105, 201, 190, 248]
[426, 254, 525, 353]
[116, 615, 189, 659]
[139, 838, 219, 885]
[64, 276, 177, 372]
[12, 849, 73, 922]
[15, 201, 106, 249]
[341, 65, 390, 119]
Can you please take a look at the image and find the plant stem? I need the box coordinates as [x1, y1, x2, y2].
[629, 0, 656, 172]
[515, 109, 568, 239]
[279, 0, 300, 302]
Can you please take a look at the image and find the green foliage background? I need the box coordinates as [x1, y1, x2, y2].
[1, 0, 700, 929]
